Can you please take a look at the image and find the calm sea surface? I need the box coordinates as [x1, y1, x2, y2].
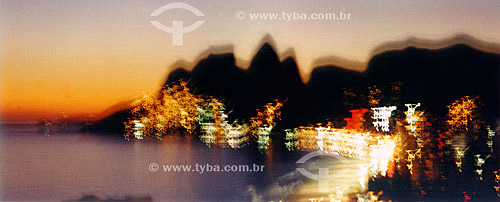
[0, 124, 329, 201]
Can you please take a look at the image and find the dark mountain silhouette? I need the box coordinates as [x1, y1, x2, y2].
[246, 43, 289, 109]
[305, 65, 366, 124]
[278, 57, 306, 127]
[89, 38, 499, 133]
[89, 109, 131, 133]
[92, 100, 132, 121]
[365, 44, 499, 122]
[165, 68, 191, 85]
[281, 57, 305, 97]
[304, 43, 499, 124]
[88, 42, 304, 132]
[188, 53, 250, 118]
[370, 33, 500, 58]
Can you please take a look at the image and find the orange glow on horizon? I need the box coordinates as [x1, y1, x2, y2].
[2, 1, 499, 121]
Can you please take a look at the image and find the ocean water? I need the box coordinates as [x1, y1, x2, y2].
[1, 124, 339, 201]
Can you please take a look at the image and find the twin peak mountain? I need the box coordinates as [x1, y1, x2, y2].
[94, 40, 499, 132]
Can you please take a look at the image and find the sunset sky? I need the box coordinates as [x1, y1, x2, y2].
[1, 0, 499, 122]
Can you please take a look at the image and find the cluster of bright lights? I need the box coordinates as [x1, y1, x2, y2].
[197, 101, 229, 147]
[437, 133, 446, 160]
[256, 126, 273, 150]
[445, 97, 482, 173]
[249, 101, 283, 132]
[249, 101, 283, 150]
[298, 95, 493, 200]
[494, 170, 500, 198]
[198, 100, 283, 149]
[122, 75, 500, 200]
[284, 128, 299, 150]
[462, 191, 472, 202]
[199, 123, 216, 145]
[449, 131, 468, 173]
[357, 191, 382, 202]
[474, 154, 488, 180]
[368, 85, 382, 106]
[447, 96, 477, 131]
[402, 104, 428, 177]
[132, 120, 145, 139]
[357, 164, 369, 190]
[124, 81, 207, 139]
[406, 149, 420, 175]
[367, 136, 397, 177]
[454, 147, 467, 172]
[287, 126, 373, 159]
[404, 103, 421, 134]
[344, 108, 368, 130]
[124, 81, 283, 151]
[315, 126, 330, 152]
[487, 126, 495, 153]
[199, 122, 231, 147]
[292, 126, 320, 151]
[416, 119, 431, 150]
[198, 119, 248, 149]
[371, 106, 397, 132]
[288, 126, 399, 190]
[225, 124, 248, 149]
[312, 127, 370, 159]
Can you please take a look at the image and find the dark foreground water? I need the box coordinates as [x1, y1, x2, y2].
[0, 124, 329, 201]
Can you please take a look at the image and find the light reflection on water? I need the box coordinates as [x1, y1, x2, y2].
[0, 124, 347, 201]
